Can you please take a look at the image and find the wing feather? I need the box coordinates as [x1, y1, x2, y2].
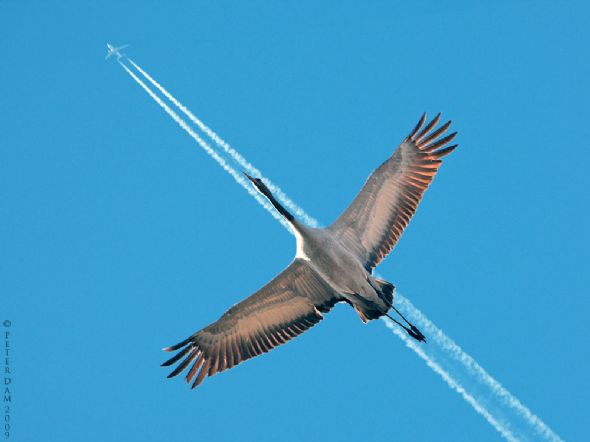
[330, 114, 458, 271]
[162, 259, 341, 389]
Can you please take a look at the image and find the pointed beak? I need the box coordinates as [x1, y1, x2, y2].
[243, 172, 255, 185]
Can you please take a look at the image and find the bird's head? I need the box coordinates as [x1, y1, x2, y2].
[243, 172, 294, 222]
[244, 172, 273, 199]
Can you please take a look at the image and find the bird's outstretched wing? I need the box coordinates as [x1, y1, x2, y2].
[162, 259, 341, 389]
[329, 113, 457, 271]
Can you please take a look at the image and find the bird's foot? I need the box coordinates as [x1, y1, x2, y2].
[407, 324, 426, 343]
[385, 313, 426, 343]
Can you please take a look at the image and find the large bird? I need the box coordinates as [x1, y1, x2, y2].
[162, 113, 457, 389]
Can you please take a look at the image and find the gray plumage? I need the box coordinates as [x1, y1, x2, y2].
[162, 113, 457, 389]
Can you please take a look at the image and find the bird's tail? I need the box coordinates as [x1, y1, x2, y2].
[371, 277, 395, 308]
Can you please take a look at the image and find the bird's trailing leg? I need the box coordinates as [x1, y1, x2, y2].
[385, 306, 426, 343]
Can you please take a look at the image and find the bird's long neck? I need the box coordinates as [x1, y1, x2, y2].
[265, 190, 295, 223]
[258, 184, 309, 260]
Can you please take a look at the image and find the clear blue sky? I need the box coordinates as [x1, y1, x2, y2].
[2, 1, 589, 441]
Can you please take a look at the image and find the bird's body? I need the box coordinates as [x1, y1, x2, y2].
[162, 113, 458, 389]
[293, 222, 391, 320]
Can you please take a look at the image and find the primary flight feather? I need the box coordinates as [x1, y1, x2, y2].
[162, 113, 457, 389]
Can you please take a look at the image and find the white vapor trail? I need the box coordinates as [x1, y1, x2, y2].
[117, 60, 292, 232]
[392, 295, 563, 442]
[127, 59, 320, 228]
[383, 317, 519, 442]
[119, 57, 563, 442]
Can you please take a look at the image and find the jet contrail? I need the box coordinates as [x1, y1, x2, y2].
[384, 296, 563, 442]
[383, 317, 520, 442]
[118, 57, 562, 442]
[127, 59, 320, 228]
[118, 60, 292, 232]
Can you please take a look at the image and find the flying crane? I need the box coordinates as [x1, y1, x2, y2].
[163, 113, 458, 389]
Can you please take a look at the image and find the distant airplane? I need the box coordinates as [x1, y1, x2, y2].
[105, 43, 129, 61]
